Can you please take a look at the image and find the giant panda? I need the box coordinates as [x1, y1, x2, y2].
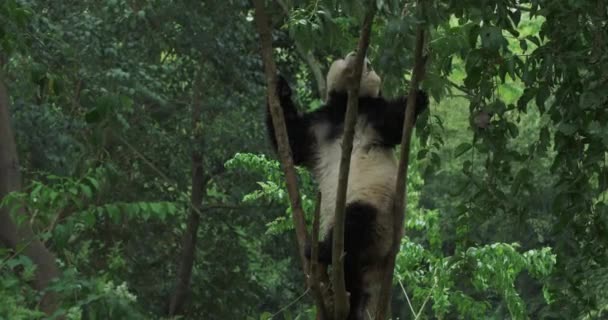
[266, 52, 428, 320]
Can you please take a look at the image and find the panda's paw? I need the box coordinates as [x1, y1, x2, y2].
[276, 74, 292, 99]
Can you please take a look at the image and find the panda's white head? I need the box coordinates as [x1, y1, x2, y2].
[326, 51, 381, 98]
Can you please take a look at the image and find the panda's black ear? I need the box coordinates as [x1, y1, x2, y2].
[276, 74, 292, 99]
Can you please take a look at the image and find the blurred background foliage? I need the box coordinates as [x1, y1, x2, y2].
[0, 0, 606, 319]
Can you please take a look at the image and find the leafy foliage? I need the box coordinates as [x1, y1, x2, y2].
[0, 0, 606, 319]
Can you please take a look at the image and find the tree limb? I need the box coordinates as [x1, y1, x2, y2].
[309, 192, 329, 319]
[331, 6, 377, 320]
[252, 0, 310, 277]
[168, 72, 205, 316]
[375, 3, 428, 319]
[0, 67, 62, 316]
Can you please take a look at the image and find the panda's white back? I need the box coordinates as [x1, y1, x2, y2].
[311, 116, 398, 252]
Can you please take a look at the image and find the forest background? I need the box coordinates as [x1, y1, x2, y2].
[0, 0, 606, 319]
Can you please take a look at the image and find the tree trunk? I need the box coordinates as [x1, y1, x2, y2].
[168, 77, 205, 316]
[0, 71, 61, 315]
[168, 152, 203, 315]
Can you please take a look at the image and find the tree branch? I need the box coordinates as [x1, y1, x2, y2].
[309, 192, 329, 320]
[169, 72, 205, 316]
[332, 6, 377, 320]
[0, 66, 62, 316]
[375, 3, 428, 319]
[252, 0, 310, 277]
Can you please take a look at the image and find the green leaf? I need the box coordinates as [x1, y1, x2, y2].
[106, 204, 121, 223]
[468, 24, 480, 47]
[81, 184, 93, 199]
[85, 108, 103, 124]
[535, 85, 550, 112]
[82, 211, 96, 227]
[519, 39, 528, 52]
[480, 25, 507, 51]
[454, 143, 472, 158]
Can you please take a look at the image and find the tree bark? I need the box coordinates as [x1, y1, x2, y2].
[310, 193, 329, 320]
[375, 5, 428, 319]
[168, 76, 205, 316]
[252, 0, 310, 271]
[0, 70, 62, 315]
[330, 7, 377, 319]
[252, 2, 336, 317]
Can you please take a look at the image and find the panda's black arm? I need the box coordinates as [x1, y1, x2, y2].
[360, 90, 429, 146]
[266, 76, 314, 166]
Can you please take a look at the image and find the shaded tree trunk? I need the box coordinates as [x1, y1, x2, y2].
[168, 153, 203, 315]
[168, 77, 205, 316]
[0, 70, 61, 315]
[252, 0, 310, 273]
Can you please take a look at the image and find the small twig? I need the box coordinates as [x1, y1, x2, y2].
[117, 135, 224, 220]
[252, 0, 310, 275]
[270, 288, 311, 319]
[447, 79, 469, 94]
[398, 279, 417, 317]
[331, 5, 377, 320]
[414, 269, 438, 319]
[376, 1, 428, 318]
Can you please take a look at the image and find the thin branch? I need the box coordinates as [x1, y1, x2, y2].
[169, 72, 205, 316]
[252, 0, 310, 274]
[331, 6, 377, 320]
[375, 3, 428, 319]
[447, 78, 469, 94]
[308, 192, 328, 320]
[398, 279, 417, 317]
[270, 288, 311, 319]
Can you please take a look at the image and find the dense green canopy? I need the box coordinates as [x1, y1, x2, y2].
[0, 0, 606, 319]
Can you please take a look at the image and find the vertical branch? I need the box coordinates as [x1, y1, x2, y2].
[309, 192, 328, 320]
[252, 0, 309, 275]
[332, 6, 377, 320]
[0, 67, 62, 315]
[169, 74, 205, 316]
[375, 4, 428, 319]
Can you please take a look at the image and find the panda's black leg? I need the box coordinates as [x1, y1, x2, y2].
[304, 234, 333, 265]
[305, 201, 376, 265]
[343, 201, 377, 320]
[343, 201, 377, 259]
[305, 202, 377, 319]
